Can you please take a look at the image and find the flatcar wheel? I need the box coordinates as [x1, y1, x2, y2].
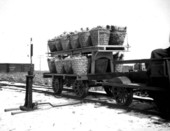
[73, 80, 89, 98]
[103, 86, 113, 97]
[52, 78, 63, 95]
[112, 87, 133, 106]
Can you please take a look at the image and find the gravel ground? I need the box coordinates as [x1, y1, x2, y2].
[0, 82, 170, 131]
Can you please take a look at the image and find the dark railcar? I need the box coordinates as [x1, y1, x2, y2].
[0, 63, 34, 73]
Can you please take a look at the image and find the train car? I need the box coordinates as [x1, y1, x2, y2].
[44, 27, 170, 117]
[0, 63, 34, 73]
[43, 45, 170, 115]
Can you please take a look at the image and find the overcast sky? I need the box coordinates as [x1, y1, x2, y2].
[0, 0, 170, 70]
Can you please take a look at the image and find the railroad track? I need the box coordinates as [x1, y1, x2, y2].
[1, 81, 160, 117]
[1, 81, 153, 102]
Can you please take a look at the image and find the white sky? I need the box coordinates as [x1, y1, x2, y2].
[0, 0, 170, 70]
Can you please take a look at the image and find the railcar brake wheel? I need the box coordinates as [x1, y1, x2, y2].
[112, 87, 133, 106]
[104, 76, 132, 98]
[52, 78, 63, 95]
[73, 80, 89, 98]
[103, 86, 113, 97]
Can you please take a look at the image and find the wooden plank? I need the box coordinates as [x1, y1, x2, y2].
[95, 45, 125, 51]
[114, 58, 170, 64]
[43, 72, 148, 82]
[102, 82, 165, 91]
[47, 45, 126, 56]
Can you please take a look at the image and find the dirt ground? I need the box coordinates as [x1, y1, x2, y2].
[0, 81, 170, 131]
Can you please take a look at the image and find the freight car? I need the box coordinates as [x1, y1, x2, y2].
[0, 63, 34, 73]
[44, 27, 170, 117]
[43, 46, 170, 116]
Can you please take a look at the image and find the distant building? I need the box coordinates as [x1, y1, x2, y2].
[122, 65, 134, 72]
[134, 63, 146, 71]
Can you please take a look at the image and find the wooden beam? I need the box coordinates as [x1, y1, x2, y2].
[102, 82, 165, 91]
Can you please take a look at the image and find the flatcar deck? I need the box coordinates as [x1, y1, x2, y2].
[49, 45, 127, 56]
[43, 72, 165, 91]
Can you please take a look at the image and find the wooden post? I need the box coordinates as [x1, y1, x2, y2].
[91, 52, 96, 74]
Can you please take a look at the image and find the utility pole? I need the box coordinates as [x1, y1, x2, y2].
[38, 55, 43, 71]
[126, 30, 131, 51]
[30, 38, 33, 65]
